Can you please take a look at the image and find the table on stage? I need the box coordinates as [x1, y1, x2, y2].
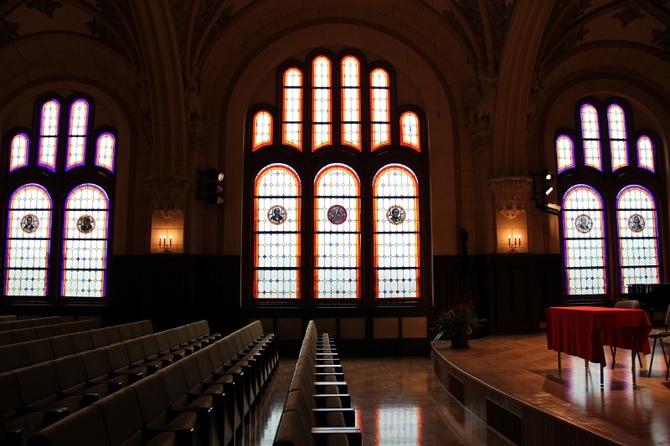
[546, 306, 652, 386]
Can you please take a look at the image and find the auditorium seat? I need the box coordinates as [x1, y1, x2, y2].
[71, 331, 94, 353]
[24, 339, 54, 367]
[27, 403, 109, 446]
[0, 343, 30, 373]
[50, 334, 76, 358]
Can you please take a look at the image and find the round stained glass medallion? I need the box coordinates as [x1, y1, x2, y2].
[574, 214, 593, 233]
[20, 214, 39, 233]
[327, 205, 347, 225]
[628, 214, 645, 232]
[386, 205, 406, 225]
[267, 205, 287, 225]
[77, 214, 96, 233]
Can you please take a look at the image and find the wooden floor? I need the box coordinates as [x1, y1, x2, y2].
[236, 333, 670, 445]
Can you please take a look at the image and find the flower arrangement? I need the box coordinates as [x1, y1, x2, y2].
[433, 300, 483, 338]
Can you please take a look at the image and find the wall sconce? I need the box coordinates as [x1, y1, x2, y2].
[159, 235, 172, 253]
[196, 168, 224, 205]
[508, 233, 521, 253]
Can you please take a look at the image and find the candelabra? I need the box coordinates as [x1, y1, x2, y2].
[508, 233, 521, 253]
[159, 235, 172, 253]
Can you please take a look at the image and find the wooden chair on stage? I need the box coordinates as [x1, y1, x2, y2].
[610, 299, 643, 369]
[647, 304, 670, 379]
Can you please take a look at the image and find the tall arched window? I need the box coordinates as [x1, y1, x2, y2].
[2, 93, 116, 300]
[555, 98, 663, 299]
[244, 50, 429, 306]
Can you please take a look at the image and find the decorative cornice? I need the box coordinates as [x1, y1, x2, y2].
[488, 176, 533, 219]
[147, 175, 191, 219]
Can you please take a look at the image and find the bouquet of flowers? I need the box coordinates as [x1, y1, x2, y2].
[433, 300, 482, 338]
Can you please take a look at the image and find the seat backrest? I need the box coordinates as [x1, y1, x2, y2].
[156, 362, 189, 405]
[0, 343, 29, 373]
[89, 328, 109, 349]
[14, 362, 61, 408]
[53, 354, 89, 391]
[51, 334, 76, 358]
[118, 324, 135, 342]
[105, 326, 122, 345]
[25, 338, 55, 365]
[106, 343, 132, 371]
[131, 374, 170, 424]
[614, 299, 640, 309]
[28, 404, 110, 446]
[0, 371, 22, 420]
[125, 338, 147, 364]
[94, 387, 143, 446]
[80, 348, 113, 381]
[71, 331, 94, 352]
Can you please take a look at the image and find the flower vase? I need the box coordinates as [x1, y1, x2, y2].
[450, 333, 470, 349]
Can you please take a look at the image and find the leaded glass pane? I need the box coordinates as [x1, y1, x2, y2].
[400, 112, 420, 151]
[580, 104, 602, 171]
[376, 268, 419, 298]
[607, 104, 628, 171]
[315, 268, 358, 299]
[9, 134, 29, 172]
[314, 164, 360, 299]
[312, 56, 331, 150]
[373, 165, 420, 299]
[252, 111, 272, 150]
[61, 185, 109, 297]
[66, 99, 89, 170]
[637, 135, 655, 172]
[95, 133, 115, 172]
[562, 185, 607, 295]
[255, 269, 299, 299]
[253, 165, 301, 299]
[282, 68, 302, 149]
[555, 134, 575, 173]
[370, 68, 390, 150]
[341, 56, 361, 150]
[38, 100, 60, 171]
[566, 268, 607, 295]
[5, 185, 52, 296]
[616, 186, 659, 293]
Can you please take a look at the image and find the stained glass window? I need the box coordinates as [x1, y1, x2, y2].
[252, 111, 273, 150]
[637, 135, 655, 173]
[253, 164, 302, 299]
[557, 99, 662, 298]
[555, 134, 575, 173]
[341, 56, 361, 150]
[61, 185, 109, 297]
[312, 56, 332, 151]
[282, 68, 303, 150]
[580, 104, 602, 171]
[38, 100, 60, 171]
[370, 68, 391, 150]
[562, 185, 607, 295]
[4, 185, 52, 296]
[3, 95, 116, 300]
[314, 164, 360, 299]
[400, 112, 420, 151]
[616, 186, 659, 293]
[66, 99, 89, 170]
[246, 52, 426, 304]
[607, 104, 628, 171]
[95, 133, 116, 172]
[9, 133, 29, 172]
[373, 165, 421, 299]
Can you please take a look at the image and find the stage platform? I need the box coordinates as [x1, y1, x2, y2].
[432, 333, 670, 446]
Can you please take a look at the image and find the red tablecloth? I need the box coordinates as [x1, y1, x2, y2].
[546, 306, 651, 366]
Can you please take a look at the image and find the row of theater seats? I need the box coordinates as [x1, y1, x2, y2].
[7, 320, 278, 446]
[274, 321, 361, 446]
[0, 319, 221, 446]
[0, 316, 64, 332]
[0, 320, 154, 373]
[0, 319, 102, 347]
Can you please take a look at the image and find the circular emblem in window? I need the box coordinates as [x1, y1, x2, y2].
[327, 205, 347, 225]
[77, 215, 96, 234]
[386, 205, 406, 225]
[574, 214, 593, 233]
[267, 205, 287, 225]
[20, 214, 39, 233]
[628, 214, 645, 232]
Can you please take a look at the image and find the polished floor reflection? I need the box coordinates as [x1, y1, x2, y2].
[236, 355, 509, 446]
